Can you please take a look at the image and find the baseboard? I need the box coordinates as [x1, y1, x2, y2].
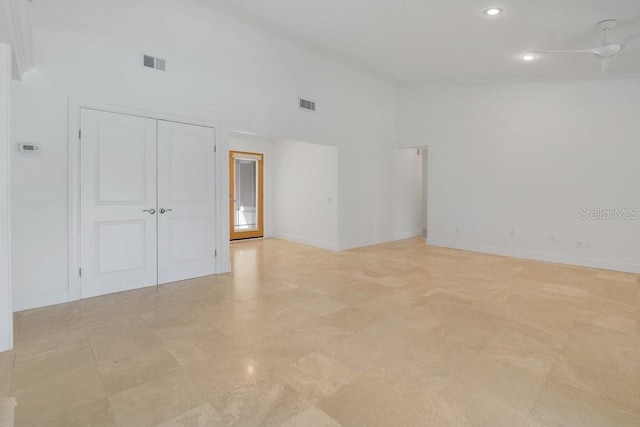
[13, 288, 69, 312]
[15, 262, 236, 312]
[0, 322, 11, 352]
[338, 234, 394, 251]
[218, 260, 232, 274]
[427, 238, 640, 274]
[392, 229, 423, 241]
[0, 276, 11, 352]
[273, 231, 423, 252]
[271, 232, 339, 251]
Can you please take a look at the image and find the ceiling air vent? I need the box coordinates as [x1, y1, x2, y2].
[143, 54, 167, 71]
[299, 98, 316, 112]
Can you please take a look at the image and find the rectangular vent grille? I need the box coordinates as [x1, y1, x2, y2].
[299, 98, 316, 112]
[143, 54, 166, 71]
[155, 58, 166, 71]
[143, 55, 155, 68]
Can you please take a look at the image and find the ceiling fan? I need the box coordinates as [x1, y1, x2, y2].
[528, 19, 640, 73]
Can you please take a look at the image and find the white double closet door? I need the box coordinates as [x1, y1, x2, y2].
[80, 109, 216, 299]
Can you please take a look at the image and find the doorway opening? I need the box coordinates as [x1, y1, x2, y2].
[420, 146, 428, 239]
[392, 146, 427, 241]
[229, 150, 264, 240]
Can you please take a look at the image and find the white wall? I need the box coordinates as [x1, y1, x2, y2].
[392, 147, 422, 240]
[0, 43, 12, 352]
[336, 102, 396, 250]
[397, 77, 640, 273]
[272, 140, 338, 250]
[10, 0, 397, 310]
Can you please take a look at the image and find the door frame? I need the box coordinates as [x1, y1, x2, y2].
[68, 98, 223, 302]
[229, 150, 264, 240]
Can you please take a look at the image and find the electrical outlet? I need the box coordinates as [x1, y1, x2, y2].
[456, 227, 460, 234]
[510, 228, 515, 236]
[550, 236, 557, 243]
[576, 241, 591, 249]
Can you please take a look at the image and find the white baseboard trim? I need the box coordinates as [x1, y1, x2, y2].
[0, 337, 10, 353]
[13, 288, 70, 312]
[273, 231, 422, 252]
[14, 264, 233, 313]
[338, 235, 394, 251]
[427, 238, 640, 274]
[271, 232, 339, 252]
[392, 229, 423, 241]
[0, 324, 11, 352]
[218, 260, 232, 274]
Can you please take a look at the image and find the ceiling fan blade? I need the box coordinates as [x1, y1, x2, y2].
[529, 48, 600, 55]
[601, 57, 613, 74]
[530, 44, 621, 58]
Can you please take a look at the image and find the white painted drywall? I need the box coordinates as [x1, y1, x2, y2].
[397, 77, 640, 273]
[392, 148, 422, 240]
[336, 111, 396, 250]
[0, 43, 12, 352]
[272, 139, 338, 250]
[10, 0, 396, 309]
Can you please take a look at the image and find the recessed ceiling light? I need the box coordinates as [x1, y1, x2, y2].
[521, 53, 537, 62]
[484, 8, 503, 16]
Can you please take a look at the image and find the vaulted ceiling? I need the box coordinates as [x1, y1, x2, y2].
[204, 0, 640, 83]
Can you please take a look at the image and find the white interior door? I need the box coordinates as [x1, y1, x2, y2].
[80, 109, 158, 298]
[157, 120, 216, 284]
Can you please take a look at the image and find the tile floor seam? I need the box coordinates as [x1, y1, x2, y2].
[363, 373, 426, 419]
[520, 352, 559, 426]
[4, 353, 15, 398]
[79, 316, 118, 426]
[522, 312, 582, 426]
[85, 305, 184, 424]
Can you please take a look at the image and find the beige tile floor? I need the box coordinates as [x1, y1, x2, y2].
[1, 238, 639, 426]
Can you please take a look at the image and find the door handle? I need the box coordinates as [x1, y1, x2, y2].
[160, 208, 173, 214]
[143, 208, 156, 215]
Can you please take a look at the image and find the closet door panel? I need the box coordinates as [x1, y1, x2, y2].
[157, 120, 216, 284]
[80, 109, 158, 298]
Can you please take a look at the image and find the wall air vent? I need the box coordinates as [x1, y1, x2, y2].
[143, 54, 167, 71]
[299, 98, 316, 112]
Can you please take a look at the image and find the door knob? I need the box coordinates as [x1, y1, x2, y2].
[160, 208, 173, 214]
[143, 208, 156, 215]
